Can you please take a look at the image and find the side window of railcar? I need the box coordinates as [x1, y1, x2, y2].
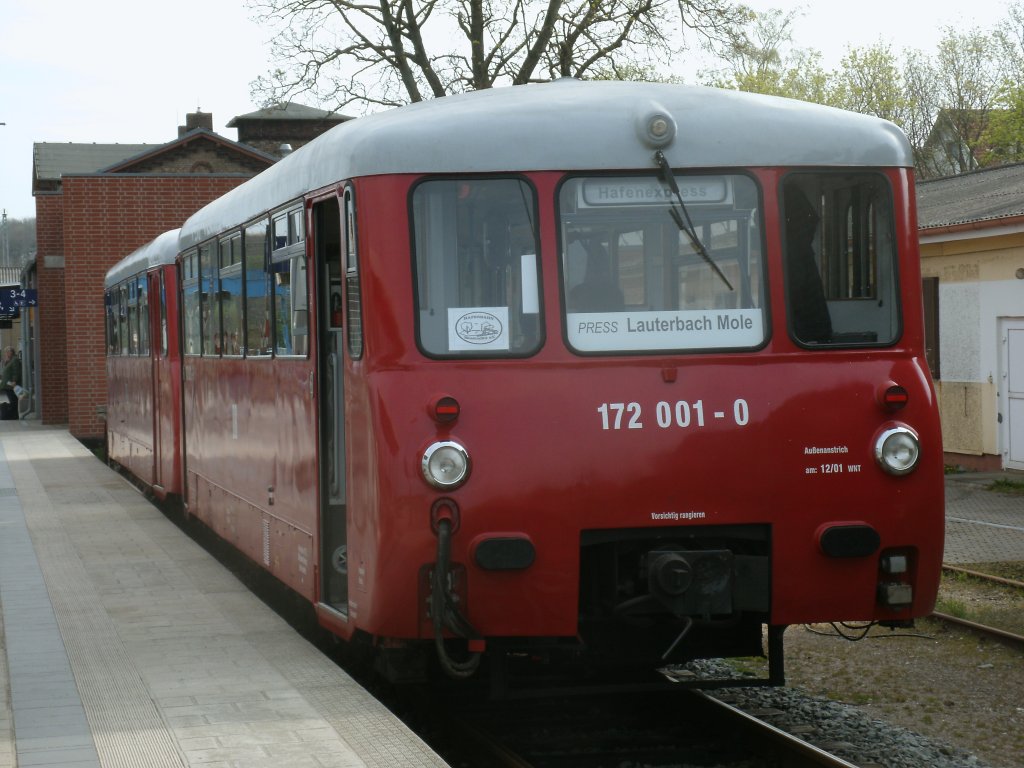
[558, 174, 766, 354]
[119, 284, 130, 356]
[199, 244, 220, 356]
[127, 280, 139, 355]
[271, 207, 309, 357]
[245, 219, 272, 357]
[219, 234, 243, 356]
[137, 275, 149, 356]
[182, 251, 201, 356]
[343, 187, 364, 359]
[105, 291, 118, 355]
[782, 174, 898, 347]
[159, 272, 168, 358]
[412, 178, 542, 357]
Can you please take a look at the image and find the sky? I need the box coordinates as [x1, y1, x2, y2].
[0, 0, 1017, 221]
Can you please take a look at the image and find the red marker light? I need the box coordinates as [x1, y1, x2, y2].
[883, 385, 909, 410]
[433, 396, 460, 424]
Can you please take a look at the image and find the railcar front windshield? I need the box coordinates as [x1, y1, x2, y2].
[558, 173, 766, 353]
[781, 173, 900, 347]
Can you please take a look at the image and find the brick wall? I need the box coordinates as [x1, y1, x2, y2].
[236, 119, 346, 156]
[35, 194, 68, 425]
[61, 175, 249, 439]
[126, 143, 273, 174]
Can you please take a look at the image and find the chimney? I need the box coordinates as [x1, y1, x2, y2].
[178, 110, 214, 137]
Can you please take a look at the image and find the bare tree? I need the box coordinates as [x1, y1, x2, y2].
[700, 8, 833, 104]
[901, 50, 943, 177]
[701, 7, 795, 94]
[249, 0, 748, 110]
[928, 26, 1004, 174]
[996, 0, 1024, 72]
[983, 0, 1024, 165]
[0, 216, 36, 267]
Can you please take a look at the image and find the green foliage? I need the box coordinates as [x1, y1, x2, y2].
[587, 62, 684, 84]
[979, 83, 1024, 165]
[937, 597, 969, 618]
[702, 3, 1024, 179]
[829, 44, 913, 124]
[253, 0, 1024, 178]
[987, 477, 1024, 495]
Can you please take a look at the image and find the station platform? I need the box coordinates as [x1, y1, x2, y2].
[1, 423, 1021, 767]
[0, 423, 449, 768]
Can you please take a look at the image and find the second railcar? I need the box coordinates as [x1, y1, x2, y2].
[104, 229, 183, 500]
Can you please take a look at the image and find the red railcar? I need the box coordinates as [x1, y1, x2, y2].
[108, 80, 944, 686]
[105, 229, 183, 500]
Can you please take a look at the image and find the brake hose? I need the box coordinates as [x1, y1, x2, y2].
[431, 518, 482, 678]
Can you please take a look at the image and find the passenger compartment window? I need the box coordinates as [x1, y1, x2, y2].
[782, 173, 899, 346]
[159, 273, 168, 358]
[119, 283, 130, 356]
[412, 178, 541, 357]
[559, 174, 765, 353]
[137, 275, 149, 356]
[182, 251, 201, 356]
[200, 244, 219, 357]
[245, 220, 271, 357]
[219, 233, 243, 356]
[271, 207, 309, 357]
[105, 291, 119, 356]
[127, 279, 138, 355]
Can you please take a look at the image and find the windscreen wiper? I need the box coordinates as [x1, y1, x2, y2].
[655, 150, 734, 292]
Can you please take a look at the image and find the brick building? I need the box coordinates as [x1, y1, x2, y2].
[917, 163, 1024, 471]
[32, 107, 345, 439]
[227, 102, 351, 156]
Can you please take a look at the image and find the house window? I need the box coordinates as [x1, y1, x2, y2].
[922, 276, 940, 379]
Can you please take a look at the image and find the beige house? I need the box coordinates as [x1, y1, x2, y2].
[917, 162, 1024, 471]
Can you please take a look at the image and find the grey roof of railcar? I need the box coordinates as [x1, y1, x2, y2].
[179, 79, 913, 250]
[104, 229, 180, 289]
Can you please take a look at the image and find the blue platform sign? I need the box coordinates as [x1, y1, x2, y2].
[0, 288, 36, 315]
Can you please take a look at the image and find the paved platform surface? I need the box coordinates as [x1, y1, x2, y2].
[944, 472, 1024, 565]
[0, 423, 449, 768]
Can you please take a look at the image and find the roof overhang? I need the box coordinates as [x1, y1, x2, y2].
[919, 213, 1024, 244]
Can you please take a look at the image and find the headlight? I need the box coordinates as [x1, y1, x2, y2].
[421, 441, 470, 489]
[874, 426, 920, 476]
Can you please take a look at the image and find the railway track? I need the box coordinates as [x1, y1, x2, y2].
[929, 610, 1024, 647]
[694, 691, 866, 768]
[931, 564, 1024, 649]
[426, 686, 869, 768]
[941, 564, 1024, 590]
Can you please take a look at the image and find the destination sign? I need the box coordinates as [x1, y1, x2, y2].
[578, 177, 730, 208]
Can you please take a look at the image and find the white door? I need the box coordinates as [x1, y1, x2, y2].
[1000, 319, 1024, 469]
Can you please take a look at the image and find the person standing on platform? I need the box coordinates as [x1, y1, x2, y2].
[0, 346, 22, 420]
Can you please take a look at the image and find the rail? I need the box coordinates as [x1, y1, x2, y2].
[934, 564, 1024, 649]
[694, 691, 864, 768]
